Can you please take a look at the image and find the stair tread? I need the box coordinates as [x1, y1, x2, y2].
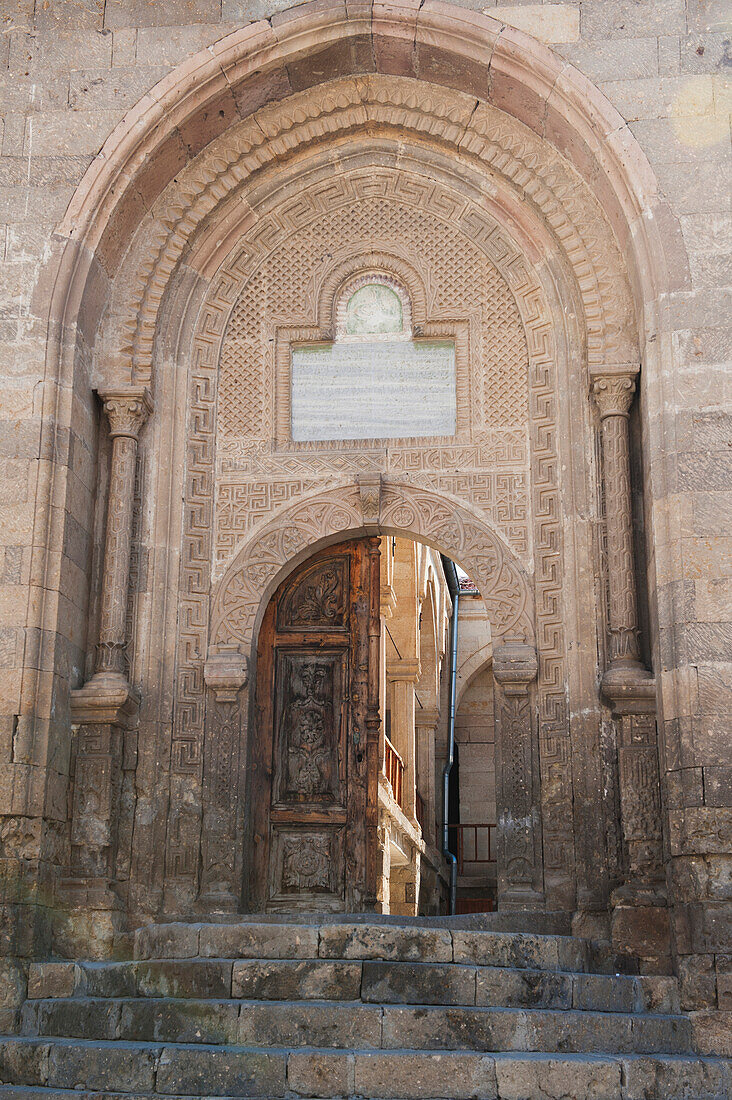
[22, 996, 688, 1016]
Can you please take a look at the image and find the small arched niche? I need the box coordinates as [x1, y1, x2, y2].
[291, 272, 457, 442]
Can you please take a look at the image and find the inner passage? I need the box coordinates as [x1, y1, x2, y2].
[291, 338, 457, 441]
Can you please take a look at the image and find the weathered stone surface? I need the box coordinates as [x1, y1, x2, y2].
[30, 998, 119, 1041]
[135, 959, 232, 999]
[231, 959, 362, 1001]
[476, 967, 572, 1009]
[318, 922, 453, 961]
[117, 998, 240, 1044]
[133, 922, 200, 960]
[382, 1005, 522, 1051]
[690, 1010, 732, 1057]
[361, 960, 477, 1005]
[354, 1050, 498, 1099]
[622, 1052, 732, 1099]
[0, 961, 26, 1009]
[47, 1040, 157, 1091]
[154, 1044, 287, 1096]
[0, 1038, 50, 1086]
[287, 1050, 353, 1097]
[494, 1052, 622, 1099]
[199, 922, 319, 959]
[452, 931, 577, 972]
[238, 1001, 382, 1048]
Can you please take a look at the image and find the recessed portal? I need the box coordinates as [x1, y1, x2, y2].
[248, 534, 495, 916]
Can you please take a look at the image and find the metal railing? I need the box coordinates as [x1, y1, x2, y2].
[383, 735, 404, 809]
[455, 823, 496, 874]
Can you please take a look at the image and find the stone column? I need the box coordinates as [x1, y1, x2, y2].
[387, 658, 420, 822]
[66, 388, 151, 956]
[591, 371, 668, 969]
[92, 389, 153, 684]
[591, 372, 643, 673]
[415, 707, 439, 847]
[198, 645, 249, 913]
[493, 642, 543, 909]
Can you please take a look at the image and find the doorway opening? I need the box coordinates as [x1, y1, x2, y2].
[248, 533, 496, 916]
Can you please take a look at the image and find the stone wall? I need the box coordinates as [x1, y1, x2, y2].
[0, 0, 728, 1014]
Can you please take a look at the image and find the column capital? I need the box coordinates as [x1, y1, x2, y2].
[387, 658, 421, 683]
[415, 706, 440, 729]
[98, 387, 153, 439]
[590, 371, 637, 419]
[204, 644, 249, 703]
[493, 642, 538, 692]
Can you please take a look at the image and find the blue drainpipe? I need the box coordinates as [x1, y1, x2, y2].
[441, 557, 460, 916]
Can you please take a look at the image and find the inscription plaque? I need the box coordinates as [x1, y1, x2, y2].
[291, 338, 457, 441]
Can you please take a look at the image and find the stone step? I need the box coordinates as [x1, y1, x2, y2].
[0, 1041, 729, 1099]
[27, 957, 678, 1009]
[131, 921, 590, 971]
[22, 966, 678, 1022]
[21, 998, 693, 1054]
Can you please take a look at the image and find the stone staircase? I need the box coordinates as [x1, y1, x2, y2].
[0, 916, 729, 1099]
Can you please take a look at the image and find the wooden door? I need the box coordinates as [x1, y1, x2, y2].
[248, 539, 380, 912]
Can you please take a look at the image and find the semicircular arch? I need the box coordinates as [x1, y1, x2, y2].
[210, 480, 534, 653]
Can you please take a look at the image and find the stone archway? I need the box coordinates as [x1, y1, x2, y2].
[202, 479, 540, 911]
[23, 3, 693, 965]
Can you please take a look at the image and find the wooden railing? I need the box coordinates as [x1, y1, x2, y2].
[455, 823, 496, 874]
[383, 735, 404, 809]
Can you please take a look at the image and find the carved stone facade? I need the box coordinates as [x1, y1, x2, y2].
[1, 3, 729, 1033]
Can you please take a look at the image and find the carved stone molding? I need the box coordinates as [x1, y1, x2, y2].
[493, 642, 543, 909]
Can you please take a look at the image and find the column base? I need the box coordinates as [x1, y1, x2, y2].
[498, 885, 545, 911]
[195, 889, 239, 915]
[70, 675, 140, 727]
[611, 888, 672, 975]
[55, 877, 125, 960]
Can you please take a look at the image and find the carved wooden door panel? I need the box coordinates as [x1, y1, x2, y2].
[249, 539, 380, 912]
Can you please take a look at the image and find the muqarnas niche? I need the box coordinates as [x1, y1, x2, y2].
[291, 282, 457, 442]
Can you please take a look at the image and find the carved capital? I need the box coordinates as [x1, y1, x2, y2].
[357, 473, 382, 528]
[493, 643, 538, 695]
[204, 644, 249, 702]
[591, 372, 637, 419]
[98, 387, 153, 440]
[387, 658, 421, 683]
[415, 706, 440, 729]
